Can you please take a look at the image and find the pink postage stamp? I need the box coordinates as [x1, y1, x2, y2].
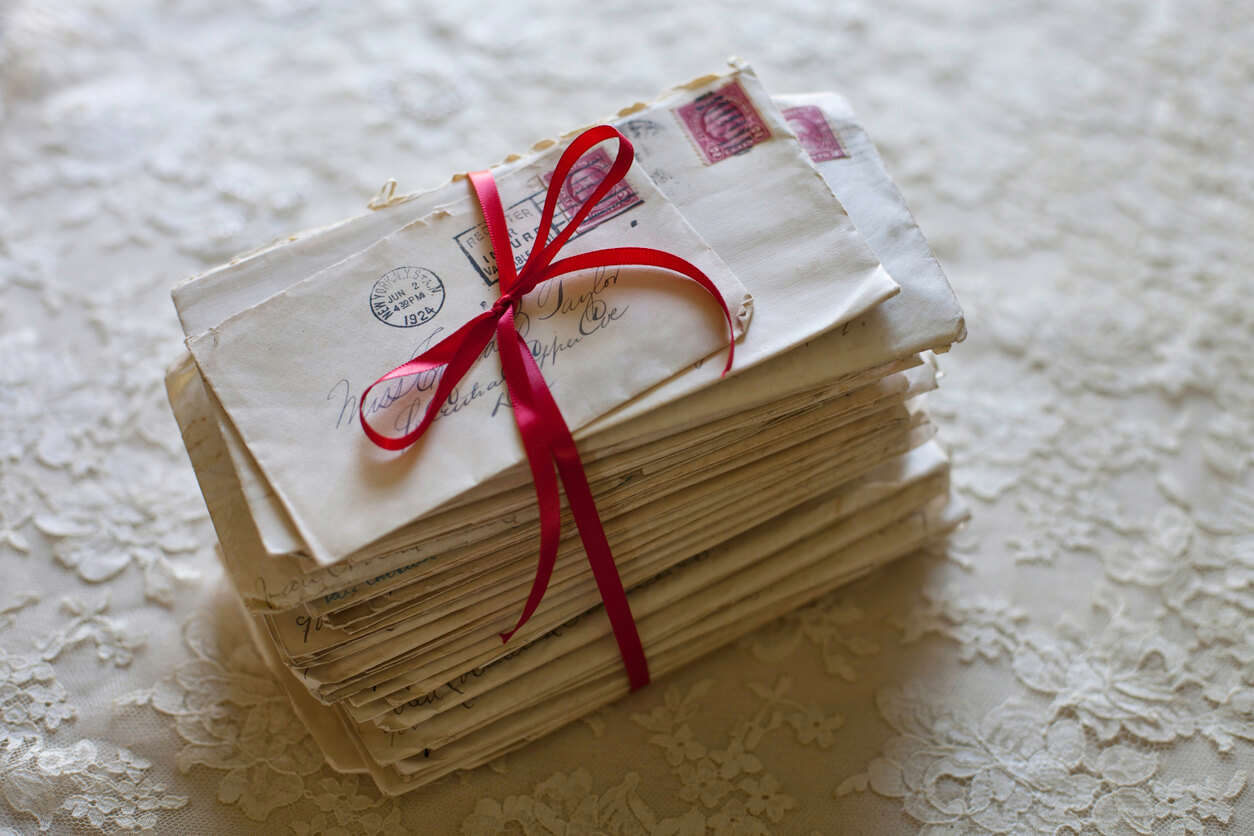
[541, 146, 643, 235]
[781, 105, 847, 163]
[673, 80, 771, 165]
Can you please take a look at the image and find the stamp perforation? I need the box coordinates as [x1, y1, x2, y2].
[672, 80, 772, 166]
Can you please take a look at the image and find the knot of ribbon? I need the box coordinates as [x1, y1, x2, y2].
[359, 125, 735, 690]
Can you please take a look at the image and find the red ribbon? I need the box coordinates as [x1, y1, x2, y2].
[359, 125, 735, 691]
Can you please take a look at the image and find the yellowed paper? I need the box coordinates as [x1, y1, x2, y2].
[262, 364, 939, 667]
[175, 65, 902, 563]
[299, 410, 933, 703]
[190, 150, 751, 565]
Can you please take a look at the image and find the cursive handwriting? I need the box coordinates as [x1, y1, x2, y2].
[332, 270, 629, 433]
[532, 267, 629, 337]
[327, 328, 446, 431]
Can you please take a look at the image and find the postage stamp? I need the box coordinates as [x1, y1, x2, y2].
[781, 105, 847, 163]
[453, 151, 643, 287]
[673, 80, 771, 165]
[540, 147, 642, 235]
[369, 266, 445, 328]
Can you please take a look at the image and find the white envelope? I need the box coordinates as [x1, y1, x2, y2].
[177, 64, 901, 564]
[171, 79, 961, 609]
[190, 149, 752, 564]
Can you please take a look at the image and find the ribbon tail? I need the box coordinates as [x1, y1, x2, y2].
[510, 330, 650, 691]
[494, 311, 562, 642]
[556, 424, 650, 690]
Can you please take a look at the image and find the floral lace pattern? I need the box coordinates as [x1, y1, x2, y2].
[0, 595, 184, 832]
[837, 690, 1247, 835]
[2, 0, 1251, 833]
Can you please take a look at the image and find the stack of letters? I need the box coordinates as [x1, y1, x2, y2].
[165, 62, 966, 794]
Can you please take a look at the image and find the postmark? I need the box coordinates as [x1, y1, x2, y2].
[673, 80, 771, 165]
[618, 118, 665, 140]
[781, 105, 847, 163]
[453, 152, 643, 287]
[369, 266, 445, 328]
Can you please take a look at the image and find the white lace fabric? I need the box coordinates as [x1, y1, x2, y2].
[1, 1, 1251, 833]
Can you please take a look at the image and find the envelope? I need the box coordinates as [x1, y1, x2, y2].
[247, 487, 967, 793]
[174, 62, 901, 564]
[190, 146, 753, 565]
[260, 363, 939, 668]
[164, 348, 921, 613]
[170, 78, 963, 613]
[294, 410, 934, 701]
[360, 449, 953, 758]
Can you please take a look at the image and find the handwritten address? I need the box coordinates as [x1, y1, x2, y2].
[330, 267, 629, 437]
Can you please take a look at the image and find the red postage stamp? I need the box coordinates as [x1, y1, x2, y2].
[674, 80, 771, 165]
[781, 105, 847, 163]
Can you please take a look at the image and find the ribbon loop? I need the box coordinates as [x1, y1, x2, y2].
[360, 126, 737, 690]
[523, 125, 634, 280]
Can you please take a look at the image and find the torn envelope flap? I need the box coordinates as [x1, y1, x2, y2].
[188, 153, 751, 566]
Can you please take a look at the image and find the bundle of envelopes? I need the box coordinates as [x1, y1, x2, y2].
[165, 63, 967, 794]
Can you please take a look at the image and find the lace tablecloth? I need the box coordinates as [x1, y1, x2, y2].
[2, 1, 1251, 833]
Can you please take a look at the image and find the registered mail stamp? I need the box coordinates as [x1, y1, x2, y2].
[453, 151, 643, 287]
[781, 105, 847, 163]
[370, 266, 445, 328]
[673, 80, 771, 165]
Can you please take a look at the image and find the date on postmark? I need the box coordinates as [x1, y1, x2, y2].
[674, 80, 771, 165]
[370, 266, 445, 328]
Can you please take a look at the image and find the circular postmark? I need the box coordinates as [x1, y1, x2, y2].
[369, 266, 445, 328]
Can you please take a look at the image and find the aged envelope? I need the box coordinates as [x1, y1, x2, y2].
[326, 494, 967, 793]
[174, 63, 900, 562]
[172, 81, 965, 625]
[261, 366, 938, 666]
[375, 495, 968, 788]
[359, 452, 953, 759]
[348, 441, 952, 728]
[297, 409, 934, 701]
[190, 149, 752, 565]
[196, 80, 961, 593]
[305, 362, 937, 636]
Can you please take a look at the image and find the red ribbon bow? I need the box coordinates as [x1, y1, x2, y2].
[359, 125, 735, 690]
